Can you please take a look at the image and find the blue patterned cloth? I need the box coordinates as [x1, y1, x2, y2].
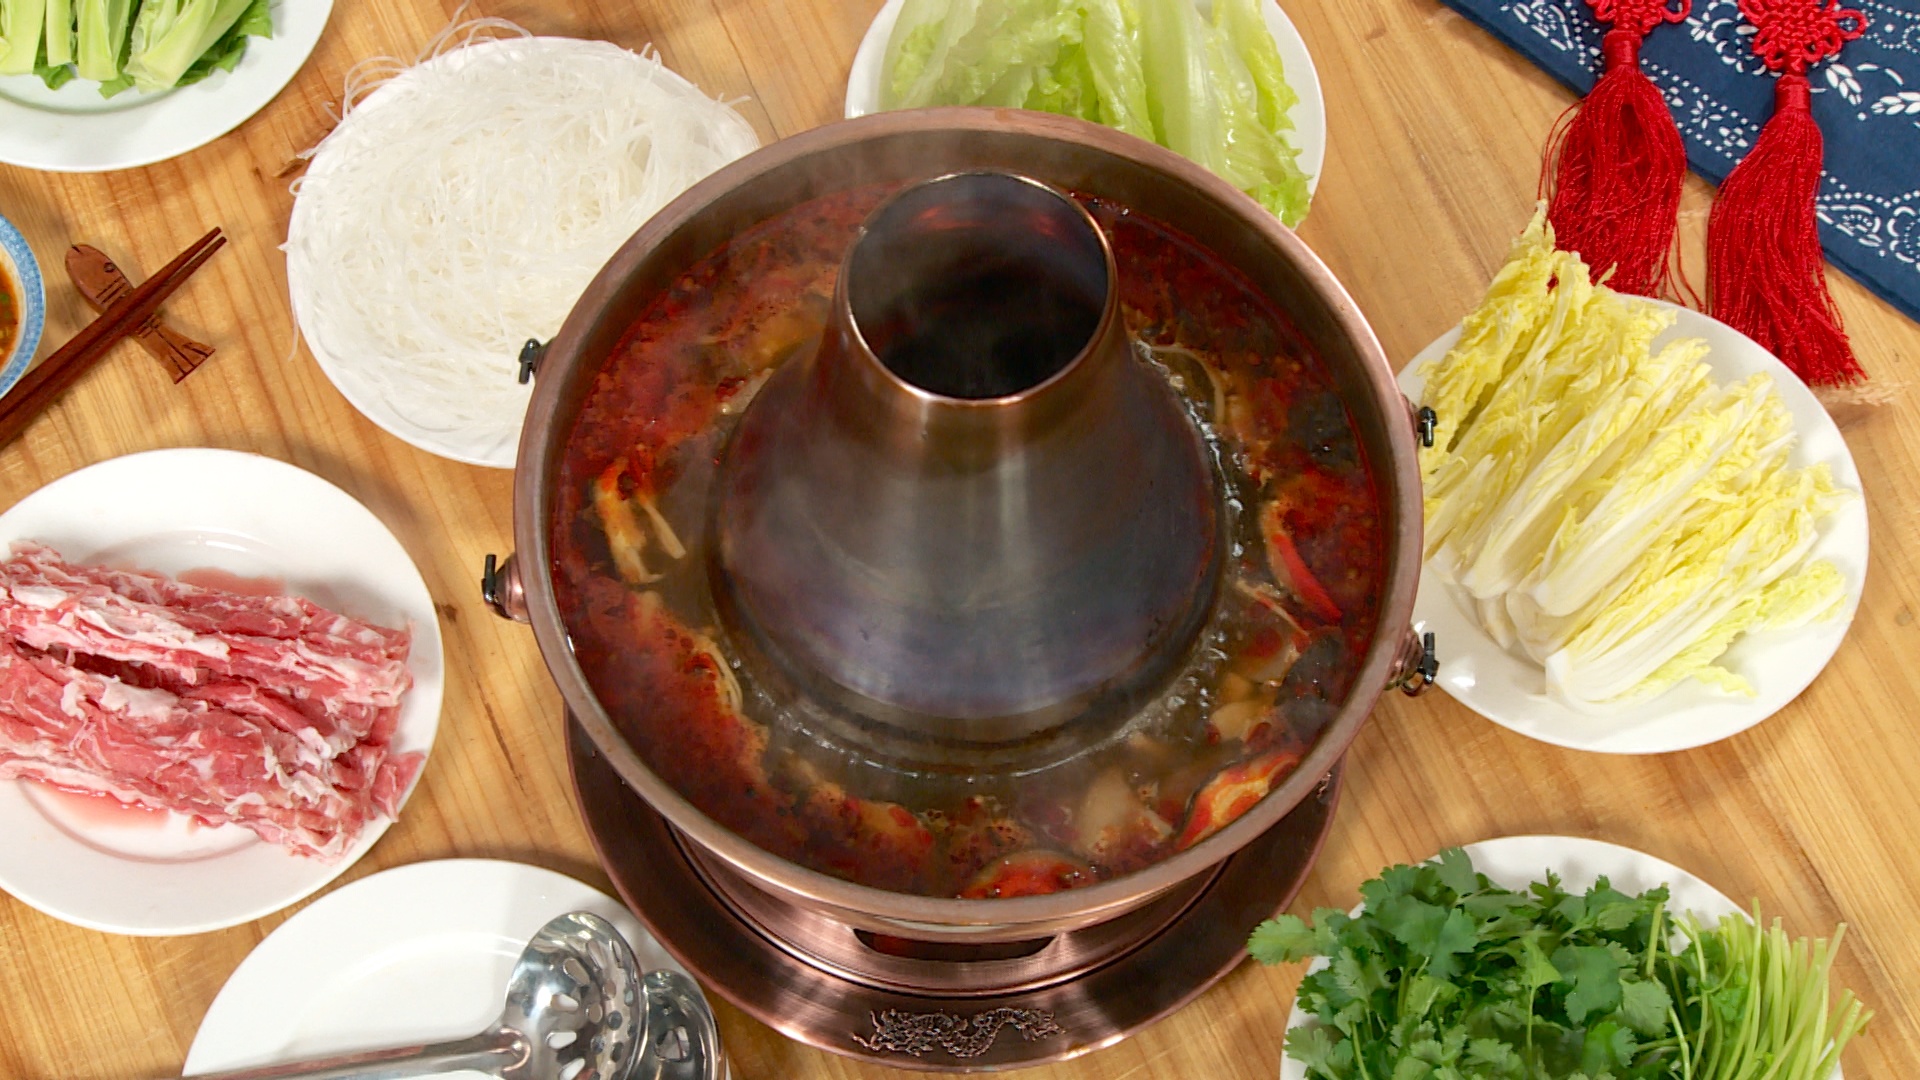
[1436, 0, 1920, 326]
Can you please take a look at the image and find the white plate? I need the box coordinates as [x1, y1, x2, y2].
[183, 860, 706, 1076]
[1280, 835, 1750, 1080]
[0, 449, 443, 935]
[286, 35, 767, 469]
[1400, 300, 1868, 754]
[844, 0, 1326, 200]
[284, 35, 533, 471]
[0, 0, 332, 173]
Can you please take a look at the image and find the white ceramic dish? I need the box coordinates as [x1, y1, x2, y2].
[0, 0, 332, 173]
[286, 35, 527, 470]
[1280, 835, 1750, 1080]
[183, 859, 704, 1076]
[0, 449, 443, 935]
[290, 35, 752, 469]
[1400, 300, 1867, 754]
[0, 211, 44, 393]
[844, 0, 1327, 200]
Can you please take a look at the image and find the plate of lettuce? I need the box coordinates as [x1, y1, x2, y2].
[846, 0, 1323, 227]
[1400, 213, 1867, 754]
[0, 0, 330, 172]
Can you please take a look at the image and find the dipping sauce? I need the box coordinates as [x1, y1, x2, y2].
[0, 263, 17, 360]
[552, 184, 1384, 897]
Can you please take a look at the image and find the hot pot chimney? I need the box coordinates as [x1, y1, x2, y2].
[711, 172, 1224, 747]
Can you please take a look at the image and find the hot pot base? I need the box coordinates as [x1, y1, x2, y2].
[567, 714, 1341, 1071]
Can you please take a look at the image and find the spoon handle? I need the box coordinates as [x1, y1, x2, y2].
[181, 1030, 523, 1080]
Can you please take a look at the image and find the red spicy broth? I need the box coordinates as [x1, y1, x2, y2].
[552, 183, 1384, 898]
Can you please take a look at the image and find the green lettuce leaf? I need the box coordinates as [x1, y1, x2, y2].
[881, 0, 1079, 109]
[1210, 0, 1308, 222]
[877, 0, 1311, 222]
[1079, 0, 1150, 138]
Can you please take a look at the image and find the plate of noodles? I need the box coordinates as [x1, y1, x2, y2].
[286, 22, 760, 467]
[0, 0, 332, 173]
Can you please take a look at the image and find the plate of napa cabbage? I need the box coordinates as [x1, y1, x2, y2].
[0, 0, 332, 173]
[845, 0, 1324, 226]
[1400, 214, 1866, 754]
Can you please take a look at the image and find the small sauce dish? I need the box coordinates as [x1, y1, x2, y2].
[0, 212, 45, 396]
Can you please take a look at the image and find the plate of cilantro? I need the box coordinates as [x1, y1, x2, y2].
[1251, 836, 1869, 1080]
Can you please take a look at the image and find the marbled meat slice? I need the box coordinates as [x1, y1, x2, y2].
[79, 657, 399, 757]
[0, 542, 422, 860]
[0, 542, 411, 708]
[0, 640, 422, 859]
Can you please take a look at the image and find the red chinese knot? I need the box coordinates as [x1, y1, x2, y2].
[1738, 0, 1865, 74]
[1590, 0, 1688, 40]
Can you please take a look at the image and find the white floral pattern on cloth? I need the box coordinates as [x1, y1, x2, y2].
[1442, 0, 1920, 324]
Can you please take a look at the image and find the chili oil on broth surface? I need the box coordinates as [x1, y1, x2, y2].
[552, 184, 1384, 899]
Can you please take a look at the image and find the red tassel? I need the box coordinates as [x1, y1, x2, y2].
[1707, 0, 1867, 388]
[1546, 17, 1690, 298]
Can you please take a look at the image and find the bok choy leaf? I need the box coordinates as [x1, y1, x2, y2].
[0, 0, 47, 75]
[75, 0, 132, 83]
[43, 0, 70, 66]
[125, 0, 255, 92]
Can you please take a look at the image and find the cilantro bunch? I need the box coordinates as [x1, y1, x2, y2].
[1250, 849, 1684, 1080]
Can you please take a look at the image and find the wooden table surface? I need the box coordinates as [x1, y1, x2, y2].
[2, 1, 1916, 1077]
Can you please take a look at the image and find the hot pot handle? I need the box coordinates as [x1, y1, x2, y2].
[1406, 399, 1437, 449]
[481, 553, 530, 622]
[1395, 396, 1438, 695]
[1391, 630, 1439, 696]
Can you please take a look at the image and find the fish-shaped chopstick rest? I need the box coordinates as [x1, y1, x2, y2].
[65, 244, 214, 382]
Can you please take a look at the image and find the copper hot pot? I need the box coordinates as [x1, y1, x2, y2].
[486, 108, 1430, 943]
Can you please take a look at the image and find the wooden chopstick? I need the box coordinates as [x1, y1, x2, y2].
[0, 227, 226, 448]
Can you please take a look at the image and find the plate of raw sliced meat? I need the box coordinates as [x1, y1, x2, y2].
[0, 448, 443, 935]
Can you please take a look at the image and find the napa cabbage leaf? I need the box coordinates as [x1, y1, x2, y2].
[1419, 209, 1856, 711]
[1415, 212, 1562, 488]
[1542, 464, 1849, 708]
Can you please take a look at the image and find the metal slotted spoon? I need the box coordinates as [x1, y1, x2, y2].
[183, 911, 721, 1080]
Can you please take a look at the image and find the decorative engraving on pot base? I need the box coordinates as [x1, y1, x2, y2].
[567, 713, 1348, 1069]
[853, 1007, 1066, 1058]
